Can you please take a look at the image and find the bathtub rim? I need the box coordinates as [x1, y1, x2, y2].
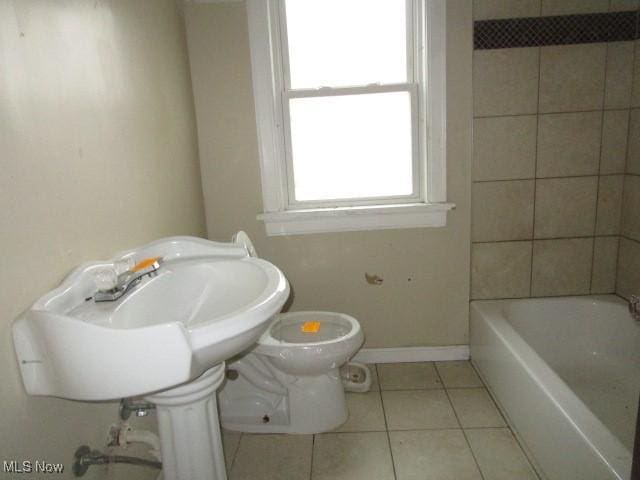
[470, 295, 631, 480]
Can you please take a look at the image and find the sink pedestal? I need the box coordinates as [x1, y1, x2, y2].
[146, 363, 227, 480]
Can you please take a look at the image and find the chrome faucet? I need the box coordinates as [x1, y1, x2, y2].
[94, 257, 162, 302]
[629, 295, 640, 321]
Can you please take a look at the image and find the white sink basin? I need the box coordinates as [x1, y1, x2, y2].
[12, 236, 289, 401]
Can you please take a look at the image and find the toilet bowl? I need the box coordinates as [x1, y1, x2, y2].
[218, 311, 364, 434]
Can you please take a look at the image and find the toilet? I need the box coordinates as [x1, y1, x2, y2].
[219, 311, 364, 433]
[217, 232, 367, 434]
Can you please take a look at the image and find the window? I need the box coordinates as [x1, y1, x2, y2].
[247, 0, 451, 235]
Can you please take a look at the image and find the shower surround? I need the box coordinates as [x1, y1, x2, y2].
[471, 1, 640, 301]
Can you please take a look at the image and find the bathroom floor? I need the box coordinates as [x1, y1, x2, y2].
[221, 361, 540, 480]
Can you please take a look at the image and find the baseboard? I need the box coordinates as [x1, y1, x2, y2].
[352, 345, 469, 364]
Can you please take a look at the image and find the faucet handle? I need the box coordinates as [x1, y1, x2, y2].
[114, 258, 135, 276]
[94, 268, 118, 292]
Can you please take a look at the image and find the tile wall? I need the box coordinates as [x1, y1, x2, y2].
[618, 110, 640, 298]
[471, 0, 640, 299]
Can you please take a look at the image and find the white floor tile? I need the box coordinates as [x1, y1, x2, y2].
[334, 392, 386, 432]
[466, 428, 539, 480]
[222, 430, 241, 470]
[382, 389, 459, 430]
[436, 361, 483, 388]
[230, 434, 312, 480]
[377, 362, 442, 390]
[312, 432, 395, 480]
[390, 429, 483, 480]
[448, 388, 506, 428]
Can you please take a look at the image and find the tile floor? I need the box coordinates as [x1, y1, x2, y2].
[221, 361, 539, 480]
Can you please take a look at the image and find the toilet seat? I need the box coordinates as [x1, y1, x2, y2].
[255, 311, 364, 375]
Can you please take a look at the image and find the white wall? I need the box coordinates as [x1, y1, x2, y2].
[0, 0, 205, 477]
[184, 0, 473, 348]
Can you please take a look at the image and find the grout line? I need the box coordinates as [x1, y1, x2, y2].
[308, 434, 315, 480]
[376, 386, 448, 391]
[383, 426, 471, 433]
[466, 362, 509, 427]
[530, 45, 543, 297]
[472, 172, 625, 183]
[471, 291, 618, 301]
[376, 364, 399, 480]
[468, 363, 543, 480]
[613, 235, 621, 293]
[440, 376, 487, 480]
[473, 106, 634, 119]
[590, 35, 612, 293]
[472, 234, 619, 245]
[380, 386, 474, 393]
[227, 431, 241, 474]
[469, 0, 476, 337]
[621, 235, 640, 244]
[615, 25, 639, 294]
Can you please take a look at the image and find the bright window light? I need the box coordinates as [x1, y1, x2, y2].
[245, 0, 449, 234]
[284, 0, 408, 89]
[289, 91, 413, 201]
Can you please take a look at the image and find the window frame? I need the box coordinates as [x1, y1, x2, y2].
[246, 0, 452, 236]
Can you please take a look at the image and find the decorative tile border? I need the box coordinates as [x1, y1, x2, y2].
[475, 11, 638, 50]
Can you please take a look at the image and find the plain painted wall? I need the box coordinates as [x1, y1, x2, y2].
[0, 0, 205, 477]
[184, 0, 473, 348]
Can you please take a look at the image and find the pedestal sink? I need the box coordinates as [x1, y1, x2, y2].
[12, 236, 290, 480]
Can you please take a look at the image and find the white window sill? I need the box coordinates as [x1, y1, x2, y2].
[257, 202, 455, 236]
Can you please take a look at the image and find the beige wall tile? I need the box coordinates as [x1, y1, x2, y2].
[474, 48, 539, 116]
[539, 44, 606, 113]
[596, 175, 624, 235]
[591, 237, 619, 294]
[601, 110, 630, 174]
[632, 41, 640, 108]
[473, 0, 541, 20]
[605, 42, 634, 109]
[627, 109, 640, 174]
[534, 177, 598, 238]
[447, 388, 506, 428]
[382, 390, 459, 430]
[390, 430, 482, 480]
[541, 0, 609, 14]
[532, 238, 593, 296]
[466, 428, 538, 480]
[377, 362, 442, 390]
[536, 112, 601, 177]
[617, 238, 640, 299]
[473, 116, 537, 181]
[312, 432, 394, 480]
[471, 242, 532, 299]
[231, 434, 312, 480]
[472, 181, 535, 241]
[610, 0, 640, 10]
[622, 175, 640, 241]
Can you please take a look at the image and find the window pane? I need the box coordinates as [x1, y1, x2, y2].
[284, 0, 408, 89]
[289, 91, 414, 202]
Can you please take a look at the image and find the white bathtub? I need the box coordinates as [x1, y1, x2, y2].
[470, 295, 639, 480]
